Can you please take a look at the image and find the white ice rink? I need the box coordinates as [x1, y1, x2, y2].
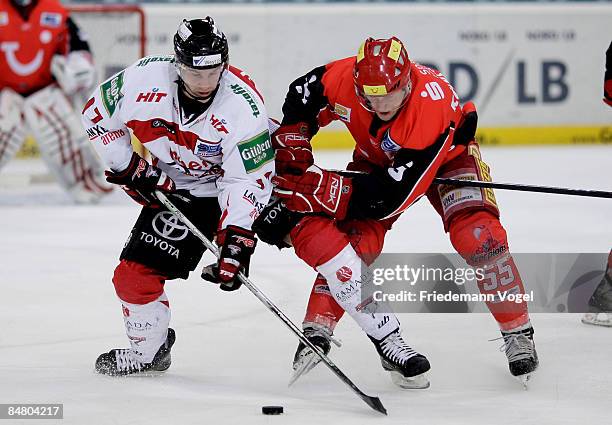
[1, 147, 611, 424]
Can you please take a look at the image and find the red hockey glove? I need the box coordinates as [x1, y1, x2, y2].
[272, 165, 353, 220]
[271, 122, 314, 175]
[201, 225, 257, 291]
[105, 152, 175, 207]
[604, 78, 612, 107]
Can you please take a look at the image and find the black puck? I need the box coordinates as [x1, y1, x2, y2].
[262, 406, 284, 415]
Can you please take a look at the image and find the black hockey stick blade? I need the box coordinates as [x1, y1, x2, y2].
[314, 353, 387, 415]
[361, 393, 387, 415]
[155, 191, 388, 415]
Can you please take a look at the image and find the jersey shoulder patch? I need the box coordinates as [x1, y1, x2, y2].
[99, 70, 125, 116]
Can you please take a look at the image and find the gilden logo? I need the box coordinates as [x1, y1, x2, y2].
[336, 266, 352, 283]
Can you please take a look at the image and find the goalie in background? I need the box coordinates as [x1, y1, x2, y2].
[0, 0, 112, 203]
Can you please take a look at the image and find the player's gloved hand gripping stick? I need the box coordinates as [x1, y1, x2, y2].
[106, 152, 175, 206]
[201, 225, 257, 291]
[155, 190, 387, 416]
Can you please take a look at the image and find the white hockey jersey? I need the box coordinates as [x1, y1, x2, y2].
[81, 56, 275, 231]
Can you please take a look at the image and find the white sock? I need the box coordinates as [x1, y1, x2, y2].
[120, 293, 171, 363]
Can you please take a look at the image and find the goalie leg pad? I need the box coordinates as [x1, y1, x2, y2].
[449, 210, 530, 330]
[22, 85, 112, 203]
[0, 88, 27, 170]
[120, 195, 221, 280]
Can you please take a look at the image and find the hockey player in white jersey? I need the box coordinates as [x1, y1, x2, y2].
[81, 17, 275, 375]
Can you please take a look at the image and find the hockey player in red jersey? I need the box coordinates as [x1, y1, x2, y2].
[603, 41, 612, 107]
[0, 0, 111, 202]
[81, 18, 274, 376]
[582, 250, 612, 327]
[256, 37, 538, 387]
[581, 42, 612, 327]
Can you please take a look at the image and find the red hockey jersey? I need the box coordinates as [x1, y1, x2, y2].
[0, 0, 69, 95]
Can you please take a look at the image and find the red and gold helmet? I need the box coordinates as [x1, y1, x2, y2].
[353, 37, 412, 111]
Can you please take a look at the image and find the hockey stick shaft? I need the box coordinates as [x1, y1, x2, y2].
[433, 178, 612, 199]
[155, 191, 387, 415]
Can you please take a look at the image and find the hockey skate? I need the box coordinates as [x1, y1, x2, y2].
[369, 330, 431, 389]
[581, 271, 612, 327]
[95, 328, 176, 376]
[582, 312, 612, 327]
[290, 325, 341, 386]
[499, 326, 538, 388]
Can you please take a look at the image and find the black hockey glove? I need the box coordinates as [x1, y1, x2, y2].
[201, 225, 257, 291]
[105, 152, 175, 207]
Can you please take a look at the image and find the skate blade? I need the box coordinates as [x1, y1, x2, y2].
[389, 371, 430, 389]
[128, 369, 170, 377]
[95, 367, 170, 377]
[515, 372, 534, 390]
[581, 313, 612, 327]
[289, 354, 321, 386]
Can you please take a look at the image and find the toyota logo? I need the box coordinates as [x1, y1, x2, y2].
[152, 211, 189, 241]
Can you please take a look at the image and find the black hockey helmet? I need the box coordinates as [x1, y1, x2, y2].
[173, 17, 229, 70]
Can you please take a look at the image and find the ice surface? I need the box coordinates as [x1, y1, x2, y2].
[1, 147, 611, 424]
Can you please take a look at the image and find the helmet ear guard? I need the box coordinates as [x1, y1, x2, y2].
[353, 37, 412, 111]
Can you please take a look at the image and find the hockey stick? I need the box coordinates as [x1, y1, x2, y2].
[336, 169, 612, 199]
[433, 178, 612, 199]
[155, 191, 387, 416]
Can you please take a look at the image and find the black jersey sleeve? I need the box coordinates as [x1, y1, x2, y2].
[345, 122, 455, 220]
[280, 65, 328, 135]
[66, 16, 91, 53]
